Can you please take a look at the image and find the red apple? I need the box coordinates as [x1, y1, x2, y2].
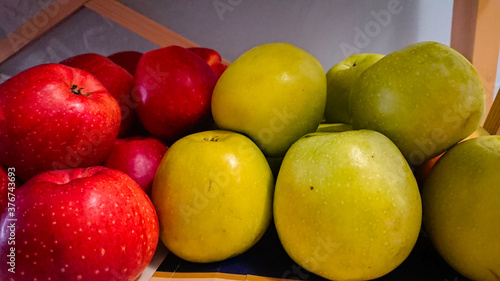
[134, 45, 218, 143]
[0, 63, 120, 181]
[104, 136, 167, 195]
[0, 166, 159, 281]
[188, 47, 227, 77]
[60, 53, 136, 137]
[108, 50, 143, 75]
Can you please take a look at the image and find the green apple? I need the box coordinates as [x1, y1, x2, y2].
[211, 42, 326, 157]
[325, 53, 384, 124]
[274, 130, 422, 281]
[350, 41, 485, 167]
[151, 130, 274, 263]
[422, 135, 500, 281]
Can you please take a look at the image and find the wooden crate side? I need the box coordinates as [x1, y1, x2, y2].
[451, 0, 500, 118]
[484, 88, 500, 134]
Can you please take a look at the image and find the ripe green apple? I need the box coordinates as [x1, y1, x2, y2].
[422, 135, 500, 281]
[211, 42, 326, 157]
[325, 53, 384, 124]
[350, 41, 485, 167]
[151, 130, 274, 263]
[274, 130, 422, 281]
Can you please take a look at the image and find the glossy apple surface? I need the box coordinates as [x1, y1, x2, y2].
[61, 53, 136, 137]
[325, 53, 384, 124]
[274, 130, 422, 280]
[422, 136, 500, 281]
[350, 41, 485, 166]
[152, 130, 274, 263]
[212, 42, 326, 157]
[104, 136, 168, 195]
[108, 50, 143, 75]
[0, 166, 159, 281]
[0, 63, 120, 181]
[134, 46, 218, 143]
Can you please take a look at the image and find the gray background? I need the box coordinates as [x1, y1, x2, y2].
[0, 0, 498, 95]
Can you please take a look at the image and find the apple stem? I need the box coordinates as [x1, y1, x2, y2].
[70, 85, 91, 96]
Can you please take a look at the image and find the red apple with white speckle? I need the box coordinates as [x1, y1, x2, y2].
[0, 166, 159, 281]
[0, 63, 121, 181]
[134, 45, 218, 143]
[61, 53, 136, 137]
[104, 136, 167, 195]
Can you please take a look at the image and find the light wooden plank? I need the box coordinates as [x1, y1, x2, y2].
[84, 0, 230, 65]
[451, 0, 500, 118]
[483, 88, 500, 135]
[84, 0, 197, 48]
[0, 0, 89, 64]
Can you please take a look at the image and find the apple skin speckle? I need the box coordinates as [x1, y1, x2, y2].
[0, 166, 159, 281]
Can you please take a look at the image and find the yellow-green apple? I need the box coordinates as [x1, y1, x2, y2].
[60, 53, 136, 137]
[104, 136, 168, 196]
[0, 63, 120, 181]
[325, 53, 384, 124]
[274, 130, 422, 281]
[350, 41, 485, 167]
[108, 50, 143, 75]
[134, 46, 218, 144]
[188, 47, 227, 78]
[422, 136, 500, 281]
[211, 42, 326, 157]
[0, 166, 159, 281]
[152, 130, 274, 263]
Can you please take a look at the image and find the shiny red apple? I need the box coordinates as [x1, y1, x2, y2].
[0, 63, 120, 181]
[134, 45, 218, 143]
[60, 53, 136, 137]
[188, 47, 227, 77]
[0, 166, 159, 281]
[104, 136, 167, 195]
[108, 51, 143, 75]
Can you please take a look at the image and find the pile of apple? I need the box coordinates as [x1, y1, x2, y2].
[0, 46, 225, 281]
[0, 39, 498, 281]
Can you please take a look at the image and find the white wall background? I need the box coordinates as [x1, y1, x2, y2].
[0, 0, 498, 95]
